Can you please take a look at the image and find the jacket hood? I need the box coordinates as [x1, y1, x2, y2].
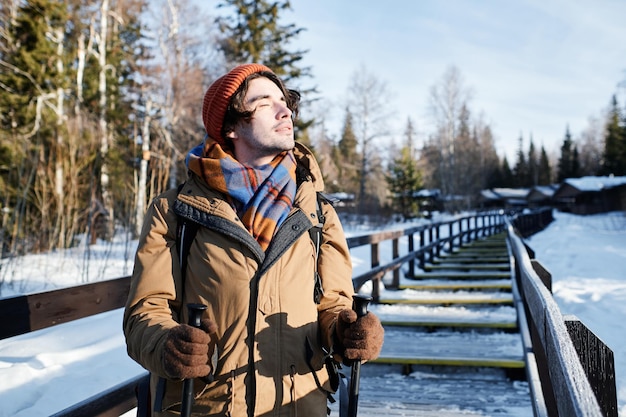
[293, 141, 325, 193]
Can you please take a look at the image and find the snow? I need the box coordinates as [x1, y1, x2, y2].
[562, 175, 626, 192]
[0, 210, 624, 416]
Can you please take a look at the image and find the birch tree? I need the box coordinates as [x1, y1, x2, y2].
[427, 65, 472, 199]
[578, 115, 603, 176]
[0, 0, 75, 251]
[346, 64, 392, 212]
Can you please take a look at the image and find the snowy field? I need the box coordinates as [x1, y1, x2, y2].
[0, 210, 624, 416]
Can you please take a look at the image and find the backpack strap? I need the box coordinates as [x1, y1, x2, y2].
[176, 217, 199, 287]
[151, 184, 201, 413]
[310, 192, 326, 304]
[174, 183, 200, 305]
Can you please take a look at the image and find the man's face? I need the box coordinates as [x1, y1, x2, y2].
[227, 77, 295, 166]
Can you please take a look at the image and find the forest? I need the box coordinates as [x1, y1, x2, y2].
[1, 0, 626, 256]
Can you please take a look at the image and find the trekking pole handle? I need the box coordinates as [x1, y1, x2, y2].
[348, 294, 372, 417]
[181, 303, 207, 417]
[353, 295, 371, 318]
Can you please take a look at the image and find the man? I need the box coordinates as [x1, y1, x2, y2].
[124, 63, 384, 417]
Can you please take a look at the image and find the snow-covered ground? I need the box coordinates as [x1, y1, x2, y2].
[0, 210, 624, 416]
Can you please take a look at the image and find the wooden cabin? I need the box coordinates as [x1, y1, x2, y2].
[552, 176, 626, 214]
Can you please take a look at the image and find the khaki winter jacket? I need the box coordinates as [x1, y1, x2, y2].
[124, 143, 354, 416]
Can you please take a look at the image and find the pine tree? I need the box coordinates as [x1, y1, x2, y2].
[216, 0, 309, 82]
[486, 161, 504, 188]
[538, 146, 552, 185]
[475, 124, 501, 191]
[501, 157, 514, 187]
[601, 95, 625, 176]
[216, 0, 313, 144]
[386, 120, 423, 219]
[513, 135, 528, 187]
[571, 146, 581, 178]
[527, 137, 538, 186]
[333, 107, 359, 196]
[557, 126, 578, 182]
[0, 0, 67, 136]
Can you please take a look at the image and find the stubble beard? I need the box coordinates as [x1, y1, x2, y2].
[249, 134, 294, 165]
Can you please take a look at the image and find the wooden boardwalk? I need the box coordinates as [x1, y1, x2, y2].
[331, 233, 534, 416]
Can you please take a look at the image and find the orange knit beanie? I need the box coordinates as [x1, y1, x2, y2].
[202, 63, 273, 146]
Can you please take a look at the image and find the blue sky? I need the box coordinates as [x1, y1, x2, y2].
[275, 0, 626, 162]
[198, 1, 626, 162]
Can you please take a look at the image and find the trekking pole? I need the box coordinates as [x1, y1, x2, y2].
[348, 295, 372, 417]
[181, 303, 207, 417]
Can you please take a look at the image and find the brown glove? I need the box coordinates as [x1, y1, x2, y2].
[335, 309, 384, 362]
[163, 319, 218, 380]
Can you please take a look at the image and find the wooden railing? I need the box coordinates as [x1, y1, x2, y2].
[0, 209, 616, 417]
[507, 221, 617, 417]
[511, 207, 554, 238]
[348, 211, 505, 298]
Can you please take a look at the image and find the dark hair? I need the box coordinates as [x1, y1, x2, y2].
[221, 71, 300, 142]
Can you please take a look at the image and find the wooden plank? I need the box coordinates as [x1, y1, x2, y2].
[424, 263, 510, 271]
[399, 282, 512, 291]
[459, 239, 507, 246]
[437, 257, 510, 263]
[408, 272, 511, 280]
[379, 297, 514, 306]
[467, 240, 507, 246]
[381, 319, 517, 330]
[452, 248, 508, 255]
[372, 355, 525, 369]
[0, 276, 130, 340]
[432, 257, 509, 264]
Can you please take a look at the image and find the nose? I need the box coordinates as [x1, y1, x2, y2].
[276, 101, 292, 119]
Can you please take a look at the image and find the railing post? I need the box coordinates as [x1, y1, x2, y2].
[448, 222, 454, 252]
[484, 214, 489, 237]
[565, 316, 618, 417]
[419, 229, 426, 270]
[407, 232, 415, 279]
[435, 225, 441, 258]
[460, 218, 464, 244]
[391, 238, 399, 288]
[472, 216, 478, 240]
[371, 242, 380, 301]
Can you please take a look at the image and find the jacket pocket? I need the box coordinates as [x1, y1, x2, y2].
[305, 335, 335, 394]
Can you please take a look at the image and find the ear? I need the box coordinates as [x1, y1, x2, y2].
[225, 129, 238, 141]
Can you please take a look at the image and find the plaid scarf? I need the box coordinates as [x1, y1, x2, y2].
[186, 140, 297, 250]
